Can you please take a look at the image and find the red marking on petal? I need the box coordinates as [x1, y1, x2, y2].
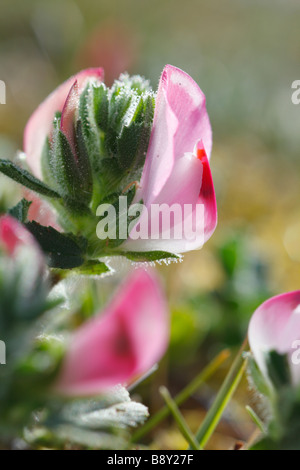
[199, 155, 213, 200]
[0, 218, 20, 255]
[197, 147, 207, 162]
[60, 80, 79, 159]
[0, 215, 39, 256]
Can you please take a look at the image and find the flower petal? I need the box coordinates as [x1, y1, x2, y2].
[24, 189, 61, 230]
[60, 80, 80, 157]
[137, 64, 212, 204]
[197, 140, 217, 244]
[124, 145, 217, 253]
[248, 291, 300, 386]
[0, 215, 41, 257]
[55, 269, 169, 396]
[24, 68, 104, 178]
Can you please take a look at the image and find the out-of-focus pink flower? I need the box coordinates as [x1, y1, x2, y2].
[0, 215, 42, 258]
[55, 269, 169, 396]
[248, 291, 300, 386]
[24, 190, 61, 230]
[123, 65, 217, 254]
[24, 68, 104, 179]
[75, 22, 138, 86]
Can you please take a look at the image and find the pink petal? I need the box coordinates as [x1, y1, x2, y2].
[197, 140, 218, 244]
[24, 68, 104, 178]
[248, 291, 300, 386]
[137, 65, 212, 205]
[55, 269, 169, 396]
[24, 190, 61, 231]
[124, 144, 217, 253]
[0, 215, 41, 257]
[60, 80, 80, 158]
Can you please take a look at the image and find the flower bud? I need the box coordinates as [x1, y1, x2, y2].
[0, 215, 47, 324]
[55, 269, 169, 396]
[248, 291, 300, 387]
[6, 65, 218, 263]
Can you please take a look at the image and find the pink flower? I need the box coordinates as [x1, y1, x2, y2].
[75, 21, 138, 86]
[123, 65, 217, 253]
[23, 68, 104, 228]
[22, 65, 217, 256]
[248, 291, 300, 386]
[24, 68, 104, 179]
[55, 269, 169, 396]
[0, 215, 42, 258]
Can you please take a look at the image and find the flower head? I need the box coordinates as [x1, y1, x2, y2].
[248, 291, 300, 386]
[24, 68, 104, 179]
[0, 215, 47, 319]
[123, 65, 217, 253]
[0, 214, 42, 258]
[55, 269, 169, 396]
[1, 66, 217, 264]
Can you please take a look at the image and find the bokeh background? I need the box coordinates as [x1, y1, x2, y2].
[0, 0, 300, 449]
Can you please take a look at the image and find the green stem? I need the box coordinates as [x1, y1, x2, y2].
[131, 349, 230, 443]
[159, 386, 200, 450]
[245, 406, 266, 433]
[191, 338, 249, 450]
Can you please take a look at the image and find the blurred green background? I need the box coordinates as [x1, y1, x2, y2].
[0, 0, 300, 449]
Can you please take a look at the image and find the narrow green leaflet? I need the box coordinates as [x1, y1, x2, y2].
[8, 199, 32, 222]
[24, 221, 86, 269]
[122, 251, 181, 262]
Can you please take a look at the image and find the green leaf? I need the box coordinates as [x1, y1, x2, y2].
[245, 406, 266, 433]
[99, 186, 137, 249]
[75, 120, 93, 203]
[250, 436, 279, 450]
[247, 355, 271, 397]
[159, 386, 200, 450]
[266, 350, 291, 389]
[117, 94, 154, 178]
[49, 120, 91, 206]
[94, 82, 109, 132]
[79, 83, 103, 172]
[131, 349, 230, 443]
[41, 138, 58, 190]
[8, 199, 32, 222]
[108, 84, 133, 137]
[27, 386, 149, 450]
[45, 425, 127, 450]
[122, 251, 180, 262]
[63, 400, 149, 431]
[24, 221, 86, 269]
[117, 73, 152, 95]
[191, 340, 248, 450]
[74, 260, 110, 276]
[57, 386, 149, 432]
[0, 159, 61, 199]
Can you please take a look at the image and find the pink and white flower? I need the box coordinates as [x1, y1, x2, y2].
[0, 215, 42, 258]
[123, 65, 217, 253]
[23, 65, 217, 254]
[23, 68, 104, 226]
[24, 68, 104, 179]
[248, 291, 300, 386]
[55, 269, 169, 396]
